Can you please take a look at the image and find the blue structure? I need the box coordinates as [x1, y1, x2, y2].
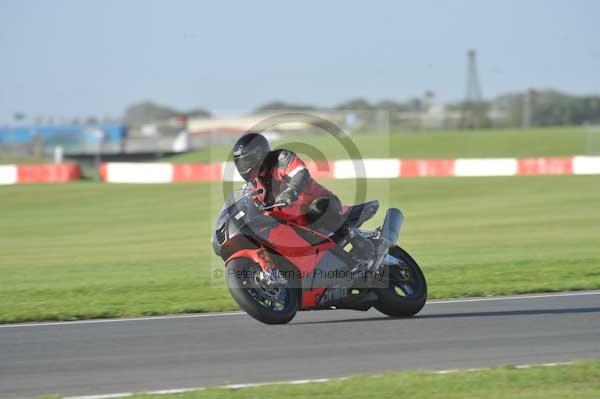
[0, 123, 128, 145]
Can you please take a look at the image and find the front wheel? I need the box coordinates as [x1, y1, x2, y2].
[374, 246, 427, 317]
[226, 257, 298, 324]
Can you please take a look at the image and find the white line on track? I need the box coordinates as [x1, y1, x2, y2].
[62, 361, 576, 399]
[1, 290, 599, 329]
[0, 312, 246, 329]
[427, 290, 600, 304]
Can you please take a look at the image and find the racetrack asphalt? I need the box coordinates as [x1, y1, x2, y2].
[1, 291, 599, 398]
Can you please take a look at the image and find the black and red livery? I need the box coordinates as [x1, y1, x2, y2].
[212, 188, 427, 324]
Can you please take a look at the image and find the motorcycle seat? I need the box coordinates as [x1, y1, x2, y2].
[341, 200, 380, 230]
[296, 201, 380, 244]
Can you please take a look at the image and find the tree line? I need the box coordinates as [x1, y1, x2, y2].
[121, 90, 600, 128]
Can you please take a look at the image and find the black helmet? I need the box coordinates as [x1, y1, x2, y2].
[232, 133, 270, 181]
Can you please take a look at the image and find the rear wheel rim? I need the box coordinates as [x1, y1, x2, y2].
[385, 258, 422, 298]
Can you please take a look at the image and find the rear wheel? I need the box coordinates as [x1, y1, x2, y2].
[374, 246, 427, 317]
[226, 257, 298, 324]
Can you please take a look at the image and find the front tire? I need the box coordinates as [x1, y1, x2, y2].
[226, 257, 298, 324]
[374, 246, 427, 317]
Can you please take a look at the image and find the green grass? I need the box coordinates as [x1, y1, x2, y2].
[1, 174, 599, 323]
[168, 126, 597, 163]
[123, 361, 600, 399]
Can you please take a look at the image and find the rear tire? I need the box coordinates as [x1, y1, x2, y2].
[374, 246, 427, 317]
[226, 257, 298, 324]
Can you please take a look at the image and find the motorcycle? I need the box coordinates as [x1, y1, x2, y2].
[211, 188, 427, 324]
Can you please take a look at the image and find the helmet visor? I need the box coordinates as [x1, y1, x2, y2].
[234, 151, 263, 179]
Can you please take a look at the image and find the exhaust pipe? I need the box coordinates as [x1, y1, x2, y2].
[370, 208, 404, 272]
[380, 208, 404, 245]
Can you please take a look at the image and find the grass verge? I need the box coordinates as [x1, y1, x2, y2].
[101, 361, 600, 399]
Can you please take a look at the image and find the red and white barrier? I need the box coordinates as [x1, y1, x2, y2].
[400, 159, 455, 177]
[517, 157, 573, 175]
[334, 159, 400, 179]
[97, 156, 600, 183]
[454, 158, 518, 177]
[0, 163, 81, 185]
[0, 165, 18, 185]
[99, 162, 173, 184]
[573, 156, 600, 175]
[4, 157, 597, 185]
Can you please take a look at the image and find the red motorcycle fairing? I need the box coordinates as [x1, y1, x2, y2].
[301, 288, 327, 309]
[226, 246, 329, 309]
[225, 222, 334, 265]
[225, 248, 268, 271]
[225, 218, 343, 310]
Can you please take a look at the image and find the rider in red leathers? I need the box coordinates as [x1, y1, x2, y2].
[232, 132, 342, 230]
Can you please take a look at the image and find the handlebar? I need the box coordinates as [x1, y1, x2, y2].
[260, 202, 288, 211]
[240, 188, 287, 212]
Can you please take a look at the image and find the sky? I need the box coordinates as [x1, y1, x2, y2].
[0, 0, 599, 123]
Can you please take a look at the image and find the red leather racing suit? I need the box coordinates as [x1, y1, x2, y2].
[246, 149, 338, 225]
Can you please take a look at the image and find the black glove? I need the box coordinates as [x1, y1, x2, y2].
[275, 188, 299, 207]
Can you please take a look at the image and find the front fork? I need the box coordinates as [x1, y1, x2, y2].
[255, 246, 288, 288]
[226, 247, 288, 288]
